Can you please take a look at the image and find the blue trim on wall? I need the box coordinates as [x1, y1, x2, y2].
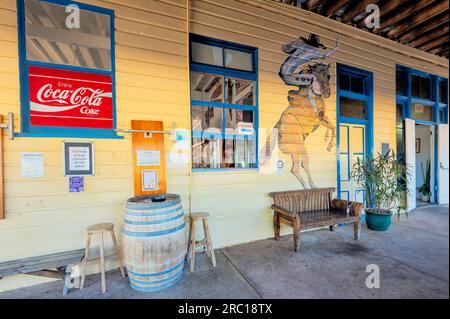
[336, 63, 374, 199]
[16, 0, 120, 139]
[189, 33, 259, 171]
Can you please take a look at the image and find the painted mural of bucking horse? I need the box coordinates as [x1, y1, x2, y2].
[260, 34, 339, 188]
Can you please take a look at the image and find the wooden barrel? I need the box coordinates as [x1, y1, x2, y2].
[122, 194, 187, 292]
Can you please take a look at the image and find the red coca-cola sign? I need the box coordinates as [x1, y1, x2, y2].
[28, 66, 114, 129]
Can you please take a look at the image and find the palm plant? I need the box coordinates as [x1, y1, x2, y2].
[351, 149, 411, 216]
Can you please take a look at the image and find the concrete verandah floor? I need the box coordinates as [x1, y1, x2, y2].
[0, 205, 448, 299]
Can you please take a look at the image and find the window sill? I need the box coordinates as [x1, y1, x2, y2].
[192, 168, 259, 173]
[15, 132, 123, 139]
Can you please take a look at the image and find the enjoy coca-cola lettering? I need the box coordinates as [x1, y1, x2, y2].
[28, 66, 114, 129]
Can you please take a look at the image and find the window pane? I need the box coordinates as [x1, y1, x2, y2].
[439, 80, 448, 104]
[412, 103, 433, 122]
[420, 77, 431, 99]
[190, 72, 224, 102]
[191, 106, 223, 134]
[192, 137, 222, 169]
[396, 104, 405, 159]
[191, 42, 223, 66]
[224, 49, 253, 71]
[411, 75, 420, 97]
[25, 0, 111, 70]
[225, 109, 254, 135]
[396, 69, 406, 95]
[351, 76, 364, 94]
[440, 109, 448, 124]
[223, 138, 256, 168]
[340, 97, 366, 119]
[339, 73, 350, 91]
[396, 103, 403, 128]
[226, 78, 255, 105]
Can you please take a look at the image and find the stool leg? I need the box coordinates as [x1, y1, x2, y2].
[109, 229, 125, 278]
[203, 219, 216, 268]
[99, 232, 106, 294]
[189, 220, 196, 272]
[186, 219, 193, 261]
[80, 233, 92, 289]
[202, 220, 210, 257]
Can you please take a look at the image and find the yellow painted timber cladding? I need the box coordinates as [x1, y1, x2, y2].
[0, 0, 448, 264]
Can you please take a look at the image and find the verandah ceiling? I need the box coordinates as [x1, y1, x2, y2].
[272, 0, 449, 60]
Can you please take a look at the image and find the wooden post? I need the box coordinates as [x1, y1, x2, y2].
[0, 115, 4, 220]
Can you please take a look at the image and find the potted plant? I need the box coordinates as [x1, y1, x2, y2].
[418, 160, 431, 203]
[351, 149, 410, 231]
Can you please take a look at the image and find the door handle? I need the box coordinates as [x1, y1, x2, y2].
[440, 162, 449, 170]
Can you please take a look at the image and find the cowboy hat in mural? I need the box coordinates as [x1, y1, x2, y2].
[261, 33, 339, 189]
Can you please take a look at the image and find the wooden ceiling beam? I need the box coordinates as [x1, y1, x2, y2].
[358, 0, 409, 28]
[408, 24, 449, 48]
[399, 12, 449, 43]
[325, 0, 348, 18]
[418, 34, 449, 51]
[386, 0, 449, 39]
[429, 41, 449, 54]
[341, 0, 380, 23]
[375, 0, 438, 34]
[303, 0, 321, 11]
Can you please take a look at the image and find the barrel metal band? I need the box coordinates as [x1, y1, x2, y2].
[129, 269, 183, 286]
[124, 213, 185, 226]
[126, 260, 185, 278]
[123, 223, 186, 237]
[125, 205, 183, 217]
[129, 273, 183, 292]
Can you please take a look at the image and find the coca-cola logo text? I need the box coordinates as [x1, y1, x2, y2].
[37, 82, 106, 107]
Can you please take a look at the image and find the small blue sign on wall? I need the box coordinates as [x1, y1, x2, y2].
[69, 176, 84, 193]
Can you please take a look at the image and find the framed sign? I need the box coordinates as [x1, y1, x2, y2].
[415, 138, 421, 153]
[63, 141, 94, 176]
[28, 66, 114, 129]
[142, 170, 158, 192]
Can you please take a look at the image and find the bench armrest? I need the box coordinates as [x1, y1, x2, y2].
[331, 199, 363, 217]
[271, 204, 296, 218]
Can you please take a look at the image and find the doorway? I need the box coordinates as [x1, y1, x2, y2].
[336, 64, 373, 203]
[415, 124, 435, 207]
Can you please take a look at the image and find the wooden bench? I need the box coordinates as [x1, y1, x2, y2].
[269, 188, 363, 252]
[0, 249, 85, 295]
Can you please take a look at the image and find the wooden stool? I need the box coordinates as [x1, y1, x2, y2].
[187, 213, 216, 272]
[80, 223, 125, 293]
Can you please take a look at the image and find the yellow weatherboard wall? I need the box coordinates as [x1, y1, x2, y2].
[0, 0, 448, 268]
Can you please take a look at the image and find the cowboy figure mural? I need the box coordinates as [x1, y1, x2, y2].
[260, 33, 339, 188]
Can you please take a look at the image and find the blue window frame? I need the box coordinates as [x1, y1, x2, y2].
[16, 0, 120, 139]
[189, 34, 258, 171]
[396, 65, 448, 203]
[336, 64, 374, 200]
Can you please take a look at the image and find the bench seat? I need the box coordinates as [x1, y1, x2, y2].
[270, 188, 363, 252]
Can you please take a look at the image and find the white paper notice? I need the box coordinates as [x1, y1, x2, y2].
[142, 170, 158, 191]
[69, 147, 90, 171]
[21, 153, 44, 178]
[137, 150, 160, 166]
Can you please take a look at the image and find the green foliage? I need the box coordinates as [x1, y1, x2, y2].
[418, 160, 431, 196]
[351, 149, 411, 213]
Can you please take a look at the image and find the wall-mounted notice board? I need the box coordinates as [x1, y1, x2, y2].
[132, 120, 166, 196]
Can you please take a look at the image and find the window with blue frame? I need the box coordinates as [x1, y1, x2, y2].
[396, 65, 448, 125]
[189, 35, 258, 170]
[17, 0, 118, 138]
[338, 68, 371, 121]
